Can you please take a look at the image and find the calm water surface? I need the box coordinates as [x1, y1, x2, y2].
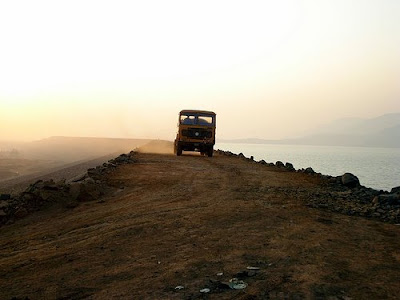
[216, 143, 400, 191]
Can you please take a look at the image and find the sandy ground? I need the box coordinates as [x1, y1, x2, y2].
[1, 150, 400, 299]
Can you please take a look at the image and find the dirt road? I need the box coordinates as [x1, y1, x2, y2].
[1, 150, 400, 299]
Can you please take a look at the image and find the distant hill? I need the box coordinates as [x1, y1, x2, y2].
[221, 113, 400, 148]
[20, 136, 151, 163]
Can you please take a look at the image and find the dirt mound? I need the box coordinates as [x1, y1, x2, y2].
[1, 150, 399, 299]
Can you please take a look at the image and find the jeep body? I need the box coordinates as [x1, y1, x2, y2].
[174, 110, 216, 157]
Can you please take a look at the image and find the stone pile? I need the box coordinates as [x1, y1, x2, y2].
[216, 149, 400, 223]
[0, 151, 138, 226]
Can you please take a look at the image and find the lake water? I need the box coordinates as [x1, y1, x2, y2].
[215, 143, 400, 192]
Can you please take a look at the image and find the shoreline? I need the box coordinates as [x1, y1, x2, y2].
[216, 142, 400, 191]
[0, 147, 399, 227]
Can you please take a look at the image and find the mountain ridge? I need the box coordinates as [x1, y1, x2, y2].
[220, 113, 400, 148]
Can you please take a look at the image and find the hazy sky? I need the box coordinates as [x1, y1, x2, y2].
[1, 0, 399, 141]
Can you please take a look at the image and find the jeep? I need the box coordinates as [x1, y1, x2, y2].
[174, 110, 216, 157]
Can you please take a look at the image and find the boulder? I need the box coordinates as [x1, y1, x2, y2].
[76, 182, 104, 201]
[87, 168, 103, 180]
[110, 153, 136, 165]
[276, 161, 284, 168]
[67, 172, 89, 184]
[285, 162, 295, 171]
[36, 189, 56, 202]
[304, 167, 315, 174]
[341, 173, 360, 188]
[41, 179, 58, 190]
[391, 186, 400, 194]
[69, 183, 82, 201]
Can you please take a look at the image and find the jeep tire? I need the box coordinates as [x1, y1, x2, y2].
[176, 145, 182, 156]
[207, 147, 213, 157]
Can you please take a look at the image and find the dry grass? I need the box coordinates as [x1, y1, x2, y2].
[1, 151, 399, 299]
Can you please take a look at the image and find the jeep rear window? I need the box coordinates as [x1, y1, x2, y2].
[180, 114, 196, 125]
[180, 114, 214, 126]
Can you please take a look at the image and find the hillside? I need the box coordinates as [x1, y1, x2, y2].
[222, 113, 400, 148]
[1, 144, 400, 299]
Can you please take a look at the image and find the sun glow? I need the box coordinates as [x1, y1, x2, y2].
[0, 1, 301, 95]
[1, 0, 399, 141]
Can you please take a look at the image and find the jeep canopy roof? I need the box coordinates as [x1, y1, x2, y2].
[180, 110, 216, 116]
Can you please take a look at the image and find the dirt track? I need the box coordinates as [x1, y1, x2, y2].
[1, 150, 400, 299]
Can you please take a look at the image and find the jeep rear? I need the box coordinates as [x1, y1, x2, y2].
[174, 110, 216, 157]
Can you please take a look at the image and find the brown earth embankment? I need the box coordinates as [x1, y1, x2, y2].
[1, 144, 400, 299]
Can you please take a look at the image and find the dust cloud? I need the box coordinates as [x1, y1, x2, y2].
[137, 140, 174, 155]
[0, 137, 151, 183]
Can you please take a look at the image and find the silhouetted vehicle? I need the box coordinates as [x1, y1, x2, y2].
[174, 110, 216, 157]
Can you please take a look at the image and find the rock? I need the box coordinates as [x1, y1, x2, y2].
[328, 177, 340, 184]
[0, 194, 11, 200]
[82, 177, 95, 184]
[77, 182, 104, 201]
[67, 172, 89, 183]
[373, 194, 400, 206]
[37, 189, 56, 201]
[110, 153, 136, 165]
[258, 160, 267, 165]
[285, 162, 295, 171]
[341, 173, 360, 188]
[69, 183, 82, 201]
[276, 161, 284, 168]
[25, 180, 44, 193]
[304, 167, 315, 174]
[87, 168, 102, 180]
[21, 192, 39, 203]
[42, 179, 58, 190]
[68, 181, 105, 202]
[391, 186, 400, 194]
